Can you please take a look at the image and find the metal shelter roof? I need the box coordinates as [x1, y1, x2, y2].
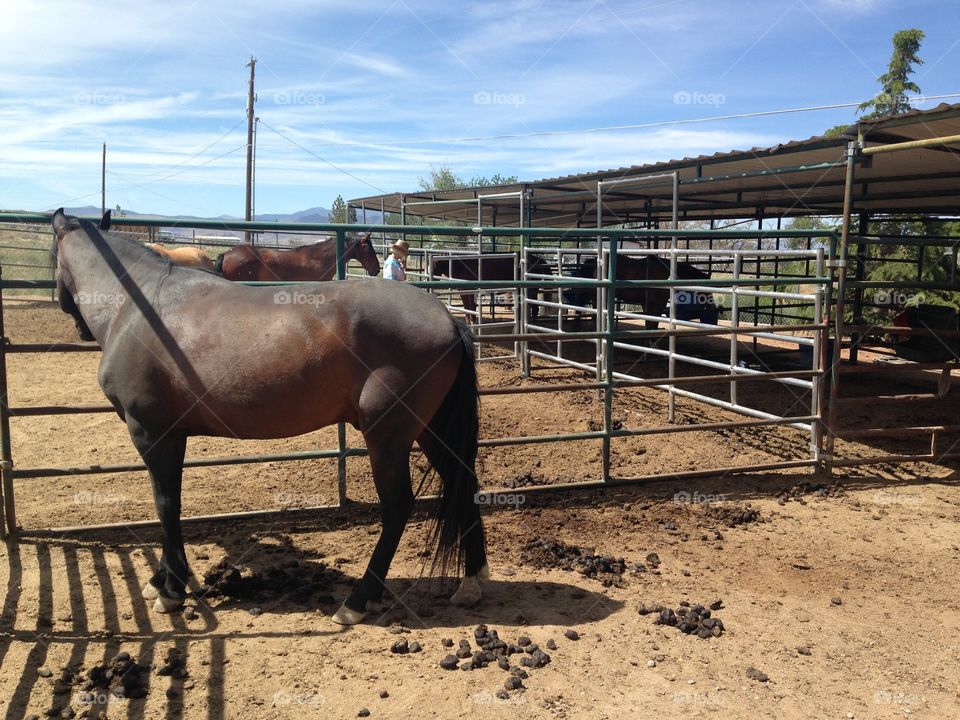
[349, 103, 960, 227]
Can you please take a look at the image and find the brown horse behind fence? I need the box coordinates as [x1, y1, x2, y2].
[216, 233, 380, 281]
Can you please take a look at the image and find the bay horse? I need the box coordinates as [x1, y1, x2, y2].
[51, 209, 486, 625]
[216, 233, 380, 281]
[566, 254, 719, 327]
[430, 253, 550, 320]
[146, 243, 216, 270]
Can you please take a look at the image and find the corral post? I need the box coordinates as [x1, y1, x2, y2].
[824, 142, 860, 475]
[849, 212, 869, 364]
[336, 228, 348, 505]
[595, 183, 604, 390]
[602, 236, 618, 483]
[0, 269, 14, 536]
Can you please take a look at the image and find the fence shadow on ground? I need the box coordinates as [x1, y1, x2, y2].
[0, 536, 228, 720]
[1, 519, 622, 719]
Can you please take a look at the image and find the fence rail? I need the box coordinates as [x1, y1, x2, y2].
[0, 213, 837, 537]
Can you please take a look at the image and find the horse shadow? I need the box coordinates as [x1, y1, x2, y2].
[179, 530, 622, 630]
[1, 517, 620, 719]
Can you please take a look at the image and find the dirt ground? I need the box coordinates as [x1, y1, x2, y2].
[1, 300, 959, 719]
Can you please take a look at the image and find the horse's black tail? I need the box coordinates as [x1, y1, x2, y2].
[423, 317, 485, 577]
[214, 252, 225, 275]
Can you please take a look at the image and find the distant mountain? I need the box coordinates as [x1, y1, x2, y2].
[62, 205, 108, 216]
[254, 206, 330, 223]
[54, 206, 332, 224]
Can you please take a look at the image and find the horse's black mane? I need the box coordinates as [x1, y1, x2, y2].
[50, 213, 170, 270]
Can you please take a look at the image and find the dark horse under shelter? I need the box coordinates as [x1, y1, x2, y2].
[566, 254, 720, 328]
[430, 253, 551, 319]
[51, 210, 487, 625]
[216, 233, 381, 281]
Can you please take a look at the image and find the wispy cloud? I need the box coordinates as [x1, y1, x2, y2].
[0, 0, 954, 215]
[815, 0, 886, 14]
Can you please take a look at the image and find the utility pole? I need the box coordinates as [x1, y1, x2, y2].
[101, 143, 106, 216]
[252, 116, 260, 222]
[244, 56, 257, 244]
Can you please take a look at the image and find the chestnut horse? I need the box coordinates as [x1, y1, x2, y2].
[216, 233, 380, 281]
[51, 209, 486, 625]
[146, 243, 216, 270]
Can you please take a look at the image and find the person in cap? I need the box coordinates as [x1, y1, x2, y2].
[383, 239, 409, 281]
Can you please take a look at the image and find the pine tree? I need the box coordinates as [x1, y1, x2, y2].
[858, 29, 924, 118]
[329, 195, 350, 224]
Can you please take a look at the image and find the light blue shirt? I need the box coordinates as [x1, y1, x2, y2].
[383, 256, 406, 281]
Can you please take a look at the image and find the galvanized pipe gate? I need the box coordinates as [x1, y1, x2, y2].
[0, 214, 835, 538]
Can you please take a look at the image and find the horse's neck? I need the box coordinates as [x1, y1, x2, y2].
[305, 238, 344, 266]
[320, 237, 356, 258]
[69, 236, 167, 338]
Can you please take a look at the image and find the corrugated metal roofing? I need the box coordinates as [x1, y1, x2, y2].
[349, 103, 960, 226]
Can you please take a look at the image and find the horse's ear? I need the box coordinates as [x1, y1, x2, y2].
[52, 208, 71, 240]
[359, 233, 371, 245]
[99, 209, 112, 230]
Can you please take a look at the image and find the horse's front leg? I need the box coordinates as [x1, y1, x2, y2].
[127, 419, 189, 613]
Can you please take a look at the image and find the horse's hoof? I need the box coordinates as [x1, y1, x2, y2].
[332, 601, 367, 626]
[450, 576, 482, 607]
[142, 582, 160, 600]
[152, 594, 184, 614]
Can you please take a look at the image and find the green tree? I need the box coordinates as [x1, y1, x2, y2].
[468, 172, 519, 187]
[823, 28, 924, 135]
[858, 29, 924, 118]
[418, 165, 464, 191]
[418, 165, 518, 191]
[328, 195, 356, 224]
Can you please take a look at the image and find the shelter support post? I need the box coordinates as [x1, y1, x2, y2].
[824, 142, 859, 475]
[850, 212, 869, 364]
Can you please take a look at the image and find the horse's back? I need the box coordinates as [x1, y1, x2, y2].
[101, 275, 461, 438]
[220, 243, 335, 282]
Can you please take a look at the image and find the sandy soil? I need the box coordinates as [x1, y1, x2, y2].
[1, 300, 959, 719]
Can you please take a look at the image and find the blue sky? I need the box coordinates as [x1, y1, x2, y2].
[1, 0, 958, 217]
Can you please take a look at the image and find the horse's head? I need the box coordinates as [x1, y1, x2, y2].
[51, 209, 95, 341]
[349, 233, 381, 276]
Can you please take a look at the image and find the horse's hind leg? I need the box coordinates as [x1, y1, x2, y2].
[418, 433, 488, 607]
[332, 441, 414, 626]
[127, 419, 189, 613]
[449, 495, 487, 606]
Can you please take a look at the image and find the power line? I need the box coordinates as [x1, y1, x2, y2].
[39, 134, 247, 212]
[257, 119, 388, 194]
[139, 119, 246, 184]
[303, 93, 960, 148]
[126, 143, 248, 187]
